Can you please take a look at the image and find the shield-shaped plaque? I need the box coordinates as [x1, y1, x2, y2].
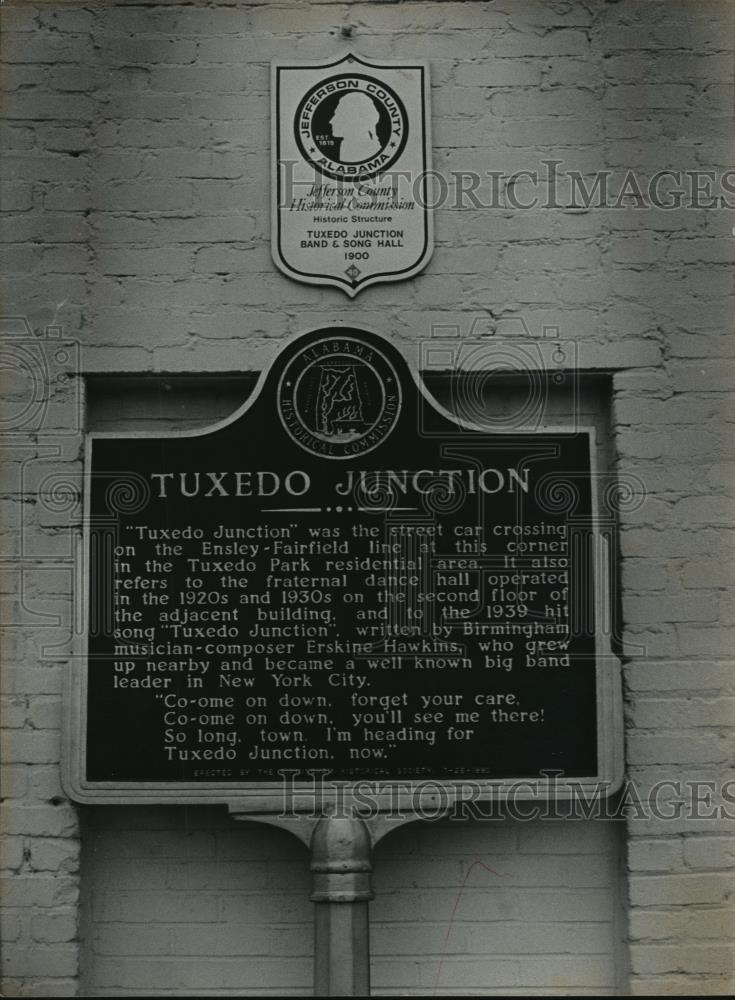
[271, 52, 433, 296]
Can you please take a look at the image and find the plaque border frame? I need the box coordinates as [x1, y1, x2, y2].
[63, 324, 624, 809]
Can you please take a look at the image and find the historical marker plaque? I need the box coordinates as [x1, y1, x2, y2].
[66, 328, 621, 804]
[271, 53, 433, 296]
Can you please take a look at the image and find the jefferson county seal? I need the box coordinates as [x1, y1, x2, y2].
[278, 336, 402, 458]
[295, 73, 408, 181]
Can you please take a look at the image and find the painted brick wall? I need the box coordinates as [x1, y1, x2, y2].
[78, 809, 624, 996]
[1, 0, 734, 995]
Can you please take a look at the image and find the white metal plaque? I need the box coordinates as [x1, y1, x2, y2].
[271, 52, 433, 296]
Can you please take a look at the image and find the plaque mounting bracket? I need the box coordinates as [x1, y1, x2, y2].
[228, 806, 427, 997]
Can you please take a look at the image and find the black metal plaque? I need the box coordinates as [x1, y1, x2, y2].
[79, 328, 604, 792]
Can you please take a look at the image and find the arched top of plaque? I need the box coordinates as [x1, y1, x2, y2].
[271, 52, 433, 296]
[83, 325, 587, 455]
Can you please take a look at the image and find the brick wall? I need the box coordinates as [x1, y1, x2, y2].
[79, 809, 624, 996]
[1, 0, 734, 995]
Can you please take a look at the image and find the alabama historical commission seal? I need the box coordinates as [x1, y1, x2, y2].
[277, 335, 402, 458]
[295, 73, 408, 181]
